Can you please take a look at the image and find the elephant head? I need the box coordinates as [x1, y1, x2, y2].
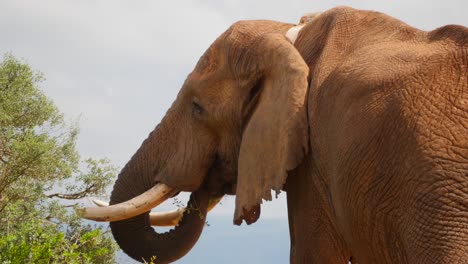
[80, 20, 310, 263]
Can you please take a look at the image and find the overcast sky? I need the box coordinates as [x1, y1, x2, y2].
[1, 1, 466, 263]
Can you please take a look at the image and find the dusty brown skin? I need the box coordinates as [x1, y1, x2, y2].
[288, 8, 468, 263]
[98, 6, 467, 263]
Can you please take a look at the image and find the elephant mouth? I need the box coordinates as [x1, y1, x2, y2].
[203, 153, 238, 196]
[223, 183, 237, 195]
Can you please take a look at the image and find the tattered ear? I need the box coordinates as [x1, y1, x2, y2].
[234, 33, 309, 225]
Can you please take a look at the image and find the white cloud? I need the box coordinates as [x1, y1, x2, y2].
[0, 1, 230, 64]
[0, 0, 233, 165]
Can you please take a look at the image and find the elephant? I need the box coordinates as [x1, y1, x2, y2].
[79, 6, 468, 263]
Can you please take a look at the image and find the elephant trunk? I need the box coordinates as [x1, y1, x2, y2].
[107, 118, 208, 263]
[109, 187, 209, 263]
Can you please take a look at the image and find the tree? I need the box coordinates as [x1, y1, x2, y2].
[0, 53, 118, 263]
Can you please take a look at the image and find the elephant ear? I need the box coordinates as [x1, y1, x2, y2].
[234, 33, 309, 225]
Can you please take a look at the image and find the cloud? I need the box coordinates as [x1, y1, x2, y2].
[0, 0, 231, 165]
[200, 0, 467, 29]
[0, 1, 230, 65]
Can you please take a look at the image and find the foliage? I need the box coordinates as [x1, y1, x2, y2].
[0, 53, 118, 263]
[0, 216, 117, 264]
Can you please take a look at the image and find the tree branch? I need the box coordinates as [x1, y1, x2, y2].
[46, 184, 96, 200]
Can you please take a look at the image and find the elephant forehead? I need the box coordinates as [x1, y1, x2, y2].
[184, 76, 238, 108]
[193, 40, 226, 76]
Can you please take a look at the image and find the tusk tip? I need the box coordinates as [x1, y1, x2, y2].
[92, 199, 109, 207]
[75, 207, 86, 218]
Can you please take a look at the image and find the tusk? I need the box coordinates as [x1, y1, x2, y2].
[92, 199, 109, 207]
[148, 196, 222, 226]
[150, 208, 187, 226]
[77, 184, 176, 222]
[90, 195, 223, 226]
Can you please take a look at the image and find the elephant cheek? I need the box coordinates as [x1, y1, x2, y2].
[155, 144, 216, 192]
[155, 168, 202, 192]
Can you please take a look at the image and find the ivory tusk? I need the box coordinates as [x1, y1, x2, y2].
[147, 196, 222, 226]
[90, 195, 223, 226]
[91, 199, 110, 207]
[77, 184, 176, 222]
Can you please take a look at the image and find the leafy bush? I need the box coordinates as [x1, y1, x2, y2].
[0, 53, 118, 263]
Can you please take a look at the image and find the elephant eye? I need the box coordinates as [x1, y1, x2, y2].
[192, 101, 204, 116]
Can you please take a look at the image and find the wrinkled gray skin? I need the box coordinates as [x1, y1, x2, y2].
[103, 6, 467, 264]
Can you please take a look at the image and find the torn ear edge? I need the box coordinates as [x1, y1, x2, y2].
[233, 134, 309, 226]
[233, 204, 261, 226]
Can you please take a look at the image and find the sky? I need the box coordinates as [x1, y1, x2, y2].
[0, 0, 466, 263]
